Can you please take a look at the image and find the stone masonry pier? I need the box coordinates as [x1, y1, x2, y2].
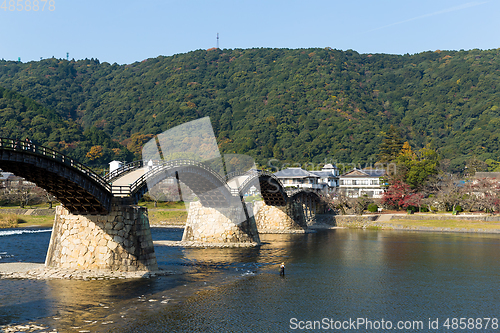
[182, 201, 260, 246]
[253, 201, 308, 233]
[45, 199, 157, 272]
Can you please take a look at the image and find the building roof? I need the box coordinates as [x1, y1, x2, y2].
[322, 164, 336, 170]
[474, 172, 500, 179]
[310, 170, 337, 178]
[274, 167, 320, 179]
[340, 168, 386, 178]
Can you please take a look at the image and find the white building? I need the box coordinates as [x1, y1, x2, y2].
[338, 169, 386, 198]
[109, 160, 123, 173]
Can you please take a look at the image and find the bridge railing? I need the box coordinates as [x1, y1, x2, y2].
[238, 170, 284, 193]
[125, 158, 231, 197]
[111, 185, 132, 196]
[104, 160, 144, 182]
[286, 188, 305, 196]
[225, 169, 260, 182]
[0, 137, 112, 192]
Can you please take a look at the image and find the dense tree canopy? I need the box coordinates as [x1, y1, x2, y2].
[1, 48, 500, 170]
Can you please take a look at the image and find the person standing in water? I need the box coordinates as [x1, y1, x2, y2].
[280, 262, 285, 276]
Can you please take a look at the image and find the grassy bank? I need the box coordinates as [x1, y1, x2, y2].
[382, 218, 500, 231]
[138, 201, 186, 210]
[148, 210, 187, 225]
[0, 214, 21, 228]
[139, 201, 187, 226]
[0, 214, 54, 228]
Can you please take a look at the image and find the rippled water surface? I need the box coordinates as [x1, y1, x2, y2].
[2, 228, 500, 332]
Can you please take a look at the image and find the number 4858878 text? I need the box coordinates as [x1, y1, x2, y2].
[1, 0, 55, 11]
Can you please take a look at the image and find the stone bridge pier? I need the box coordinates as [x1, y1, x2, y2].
[45, 198, 158, 271]
[182, 201, 260, 246]
[252, 201, 308, 233]
[252, 197, 327, 233]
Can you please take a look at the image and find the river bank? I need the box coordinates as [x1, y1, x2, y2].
[4, 206, 500, 235]
[330, 212, 500, 234]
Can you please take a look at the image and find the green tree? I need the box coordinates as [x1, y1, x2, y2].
[378, 125, 404, 163]
[396, 144, 440, 190]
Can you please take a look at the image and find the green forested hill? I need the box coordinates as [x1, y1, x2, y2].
[0, 48, 499, 172]
[0, 86, 132, 167]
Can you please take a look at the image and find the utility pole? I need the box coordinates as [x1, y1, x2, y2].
[217, 33, 219, 49]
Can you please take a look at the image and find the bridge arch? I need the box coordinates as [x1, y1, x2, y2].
[0, 138, 112, 214]
[127, 160, 235, 208]
[236, 171, 288, 206]
[288, 189, 322, 203]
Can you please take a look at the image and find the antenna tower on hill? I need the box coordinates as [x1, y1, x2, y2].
[217, 33, 219, 49]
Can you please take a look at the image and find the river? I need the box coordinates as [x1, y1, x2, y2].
[1, 227, 500, 332]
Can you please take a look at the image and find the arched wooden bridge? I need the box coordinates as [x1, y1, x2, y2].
[0, 138, 321, 214]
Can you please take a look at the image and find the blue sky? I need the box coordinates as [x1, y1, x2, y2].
[1, 0, 497, 64]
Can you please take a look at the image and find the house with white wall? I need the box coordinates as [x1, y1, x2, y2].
[338, 169, 386, 198]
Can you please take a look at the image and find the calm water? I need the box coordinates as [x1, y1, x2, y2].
[1, 227, 500, 332]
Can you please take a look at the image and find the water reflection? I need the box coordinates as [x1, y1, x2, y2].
[0, 279, 52, 325]
[122, 229, 500, 333]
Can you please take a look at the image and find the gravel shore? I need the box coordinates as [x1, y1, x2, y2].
[154, 240, 259, 248]
[0, 262, 175, 280]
